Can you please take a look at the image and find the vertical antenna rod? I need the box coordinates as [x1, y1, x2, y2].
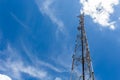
[80, 13, 85, 80]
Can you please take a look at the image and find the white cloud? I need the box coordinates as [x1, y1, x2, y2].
[0, 44, 49, 80]
[119, 17, 120, 20]
[7, 61, 47, 79]
[35, 0, 64, 32]
[80, 0, 119, 30]
[0, 43, 66, 80]
[55, 77, 62, 80]
[0, 58, 49, 80]
[110, 24, 115, 30]
[0, 74, 12, 80]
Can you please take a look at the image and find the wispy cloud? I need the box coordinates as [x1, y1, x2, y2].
[51, 46, 73, 72]
[37, 60, 64, 73]
[35, 0, 65, 32]
[0, 31, 70, 80]
[10, 12, 28, 29]
[0, 40, 68, 80]
[7, 60, 48, 80]
[80, 0, 119, 30]
[0, 44, 50, 80]
[20, 39, 66, 73]
[0, 74, 12, 80]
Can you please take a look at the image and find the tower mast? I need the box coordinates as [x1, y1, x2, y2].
[70, 13, 95, 80]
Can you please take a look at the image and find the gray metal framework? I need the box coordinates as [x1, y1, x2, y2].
[70, 13, 95, 80]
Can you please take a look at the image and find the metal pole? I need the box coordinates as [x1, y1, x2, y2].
[80, 14, 85, 80]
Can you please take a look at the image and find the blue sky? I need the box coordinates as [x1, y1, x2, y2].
[0, 0, 120, 80]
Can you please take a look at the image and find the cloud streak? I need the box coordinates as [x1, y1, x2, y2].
[7, 60, 48, 80]
[0, 41, 67, 80]
[20, 39, 65, 73]
[0, 44, 50, 80]
[10, 12, 28, 29]
[35, 0, 65, 32]
[80, 0, 119, 30]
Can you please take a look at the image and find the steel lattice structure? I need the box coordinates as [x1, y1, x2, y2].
[70, 13, 95, 80]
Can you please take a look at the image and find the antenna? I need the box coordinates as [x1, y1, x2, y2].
[70, 12, 95, 80]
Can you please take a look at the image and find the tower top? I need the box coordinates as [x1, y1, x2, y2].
[77, 13, 84, 31]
